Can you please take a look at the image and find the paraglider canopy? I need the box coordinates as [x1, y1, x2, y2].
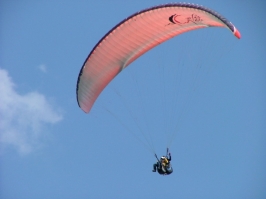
[76, 3, 241, 113]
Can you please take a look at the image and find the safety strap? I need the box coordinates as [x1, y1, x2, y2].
[154, 154, 160, 162]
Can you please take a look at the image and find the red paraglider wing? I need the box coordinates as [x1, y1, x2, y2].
[76, 3, 240, 113]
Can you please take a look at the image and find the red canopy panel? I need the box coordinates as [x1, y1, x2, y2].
[76, 3, 241, 113]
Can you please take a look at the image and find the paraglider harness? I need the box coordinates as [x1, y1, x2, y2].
[154, 148, 173, 175]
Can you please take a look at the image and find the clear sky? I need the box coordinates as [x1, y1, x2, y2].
[1, 0, 265, 198]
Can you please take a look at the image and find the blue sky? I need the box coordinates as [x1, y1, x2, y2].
[1, 0, 265, 198]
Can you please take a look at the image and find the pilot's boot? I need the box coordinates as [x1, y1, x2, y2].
[152, 164, 157, 172]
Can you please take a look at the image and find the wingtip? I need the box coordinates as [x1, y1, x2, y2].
[234, 27, 241, 39]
